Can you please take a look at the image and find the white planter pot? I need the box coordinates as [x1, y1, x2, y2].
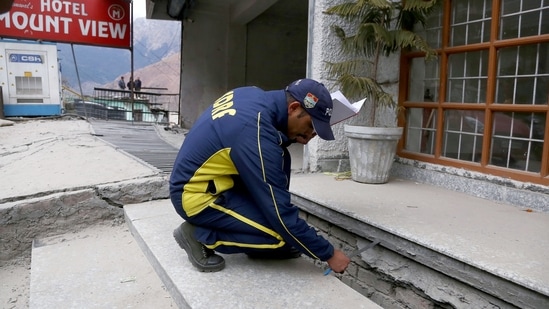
[344, 125, 403, 184]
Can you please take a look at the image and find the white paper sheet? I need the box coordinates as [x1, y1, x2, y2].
[330, 90, 366, 125]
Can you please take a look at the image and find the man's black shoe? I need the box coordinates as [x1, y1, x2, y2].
[173, 222, 225, 272]
[246, 246, 302, 260]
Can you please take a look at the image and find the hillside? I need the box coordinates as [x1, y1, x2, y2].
[59, 18, 181, 95]
[107, 52, 181, 93]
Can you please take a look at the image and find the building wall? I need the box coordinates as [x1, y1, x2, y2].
[178, 1, 242, 128]
[305, 0, 403, 172]
[179, 0, 309, 129]
[306, 0, 354, 172]
[245, 0, 308, 90]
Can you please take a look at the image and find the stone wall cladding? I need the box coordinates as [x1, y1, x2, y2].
[392, 160, 549, 213]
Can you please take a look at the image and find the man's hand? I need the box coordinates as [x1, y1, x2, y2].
[326, 249, 351, 273]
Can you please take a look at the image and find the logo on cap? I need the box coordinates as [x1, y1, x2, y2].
[303, 92, 318, 109]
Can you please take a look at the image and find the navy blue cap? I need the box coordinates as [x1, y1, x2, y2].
[286, 79, 334, 140]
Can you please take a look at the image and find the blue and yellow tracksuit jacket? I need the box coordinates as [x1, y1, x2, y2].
[169, 86, 334, 261]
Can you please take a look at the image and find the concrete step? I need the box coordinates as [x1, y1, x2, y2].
[28, 223, 176, 308]
[290, 173, 549, 308]
[124, 199, 381, 309]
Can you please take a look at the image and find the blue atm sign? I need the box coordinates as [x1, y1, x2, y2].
[9, 54, 43, 64]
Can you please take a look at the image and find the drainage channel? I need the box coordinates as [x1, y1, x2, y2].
[90, 120, 179, 173]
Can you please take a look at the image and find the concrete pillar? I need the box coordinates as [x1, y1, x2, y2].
[305, 0, 350, 172]
[179, 2, 246, 129]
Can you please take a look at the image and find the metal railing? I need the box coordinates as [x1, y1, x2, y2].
[72, 87, 180, 125]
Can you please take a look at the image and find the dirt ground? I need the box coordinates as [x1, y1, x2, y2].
[0, 119, 184, 308]
[1, 255, 30, 308]
[0, 222, 176, 309]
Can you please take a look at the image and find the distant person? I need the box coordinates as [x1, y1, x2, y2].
[135, 77, 142, 92]
[127, 77, 135, 91]
[118, 76, 126, 90]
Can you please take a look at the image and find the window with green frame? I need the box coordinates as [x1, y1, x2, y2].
[400, 0, 549, 185]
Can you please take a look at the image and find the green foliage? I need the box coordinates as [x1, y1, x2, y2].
[325, 0, 439, 124]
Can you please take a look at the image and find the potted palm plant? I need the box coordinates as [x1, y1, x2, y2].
[325, 0, 438, 183]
